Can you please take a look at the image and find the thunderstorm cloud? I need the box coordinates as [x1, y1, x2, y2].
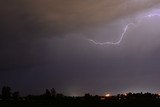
[1, 0, 160, 40]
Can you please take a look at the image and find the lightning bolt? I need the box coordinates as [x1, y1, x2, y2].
[88, 13, 160, 45]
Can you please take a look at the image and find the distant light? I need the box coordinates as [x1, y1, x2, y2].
[124, 93, 127, 96]
[101, 97, 106, 100]
[158, 93, 160, 96]
[105, 94, 111, 97]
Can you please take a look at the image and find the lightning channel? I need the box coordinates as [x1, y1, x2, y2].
[88, 13, 160, 45]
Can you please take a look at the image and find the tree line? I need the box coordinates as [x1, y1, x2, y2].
[1, 86, 160, 107]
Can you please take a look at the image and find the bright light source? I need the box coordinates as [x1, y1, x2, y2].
[105, 94, 111, 97]
[124, 93, 127, 96]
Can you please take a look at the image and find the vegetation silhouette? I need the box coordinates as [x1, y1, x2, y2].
[1, 86, 160, 107]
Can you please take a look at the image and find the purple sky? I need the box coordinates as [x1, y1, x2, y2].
[1, 0, 160, 96]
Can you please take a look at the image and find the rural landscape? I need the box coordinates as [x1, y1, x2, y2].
[1, 86, 160, 107]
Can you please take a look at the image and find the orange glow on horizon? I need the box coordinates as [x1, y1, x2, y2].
[105, 94, 111, 97]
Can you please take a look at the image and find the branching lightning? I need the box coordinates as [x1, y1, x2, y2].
[88, 13, 160, 45]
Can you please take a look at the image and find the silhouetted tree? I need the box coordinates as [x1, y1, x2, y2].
[84, 93, 92, 99]
[44, 89, 51, 98]
[51, 88, 56, 97]
[12, 91, 20, 100]
[1, 86, 11, 100]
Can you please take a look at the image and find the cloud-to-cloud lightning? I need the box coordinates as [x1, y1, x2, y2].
[88, 13, 160, 45]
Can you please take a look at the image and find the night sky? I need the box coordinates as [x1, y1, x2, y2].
[1, 0, 160, 96]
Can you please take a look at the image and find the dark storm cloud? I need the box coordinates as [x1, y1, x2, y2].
[0, 0, 160, 72]
[1, 0, 160, 41]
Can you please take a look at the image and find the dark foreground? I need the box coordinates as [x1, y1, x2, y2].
[1, 93, 160, 107]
